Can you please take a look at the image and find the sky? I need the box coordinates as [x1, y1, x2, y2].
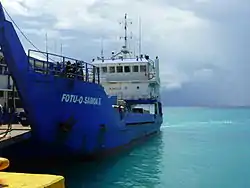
[2, 0, 250, 106]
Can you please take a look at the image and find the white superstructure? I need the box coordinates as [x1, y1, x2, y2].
[92, 14, 161, 101]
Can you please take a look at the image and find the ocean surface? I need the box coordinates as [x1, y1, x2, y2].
[12, 107, 250, 187]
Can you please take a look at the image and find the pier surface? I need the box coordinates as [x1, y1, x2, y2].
[0, 124, 31, 149]
[0, 172, 65, 188]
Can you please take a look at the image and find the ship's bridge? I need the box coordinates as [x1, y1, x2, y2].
[92, 54, 161, 101]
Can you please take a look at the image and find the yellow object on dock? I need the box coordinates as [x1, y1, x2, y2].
[0, 157, 9, 170]
[0, 172, 65, 188]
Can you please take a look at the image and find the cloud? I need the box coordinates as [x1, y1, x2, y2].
[2, 0, 250, 106]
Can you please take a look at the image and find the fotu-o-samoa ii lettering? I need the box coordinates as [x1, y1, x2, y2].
[61, 94, 101, 105]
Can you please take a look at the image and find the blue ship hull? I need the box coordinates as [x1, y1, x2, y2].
[0, 4, 163, 158]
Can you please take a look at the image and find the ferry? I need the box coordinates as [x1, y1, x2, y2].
[0, 3, 163, 159]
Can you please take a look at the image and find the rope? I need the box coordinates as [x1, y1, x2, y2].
[0, 125, 11, 140]
[0, 120, 12, 141]
[2, 5, 56, 62]
[2, 6, 42, 53]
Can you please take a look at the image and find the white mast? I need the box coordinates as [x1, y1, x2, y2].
[60, 43, 63, 62]
[60, 43, 63, 56]
[119, 13, 132, 58]
[138, 16, 142, 56]
[124, 13, 128, 51]
[54, 40, 57, 53]
[101, 37, 104, 58]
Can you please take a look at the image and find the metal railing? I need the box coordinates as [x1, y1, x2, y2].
[111, 94, 159, 101]
[27, 50, 100, 84]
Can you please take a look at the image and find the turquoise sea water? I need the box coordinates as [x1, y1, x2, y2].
[14, 107, 250, 187]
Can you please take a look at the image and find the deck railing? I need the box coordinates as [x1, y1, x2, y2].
[27, 50, 100, 84]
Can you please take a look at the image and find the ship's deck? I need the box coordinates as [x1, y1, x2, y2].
[0, 124, 31, 149]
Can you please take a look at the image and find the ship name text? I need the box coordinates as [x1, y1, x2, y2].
[61, 94, 101, 105]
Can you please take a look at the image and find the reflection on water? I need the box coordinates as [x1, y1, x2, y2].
[7, 133, 164, 188]
[63, 133, 164, 188]
[6, 107, 250, 188]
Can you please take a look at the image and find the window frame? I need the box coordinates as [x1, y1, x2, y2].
[132, 65, 139, 72]
[140, 65, 147, 72]
[109, 66, 116, 73]
[124, 66, 131, 73]
[116, 66, 123, 73]
[101, 66, 107, 73]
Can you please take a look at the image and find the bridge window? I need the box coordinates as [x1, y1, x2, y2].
[109, 66, 115, 73]
[116, 66, 123, 73]
[140, 65, 146, 72]
[102, 66, 107, 73]
[133, 65, 139, 72]
[124, 66, 130, 73]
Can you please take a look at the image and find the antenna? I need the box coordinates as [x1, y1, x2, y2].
[54, 40, 57, 53]
[45, 33, 48, 53]
[138, 16, 142, 56]
[119, 13, 132, 53]
[130, 31, 134, 57]
[101, 37, 104, 58]
[60, 43, 63, 61]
